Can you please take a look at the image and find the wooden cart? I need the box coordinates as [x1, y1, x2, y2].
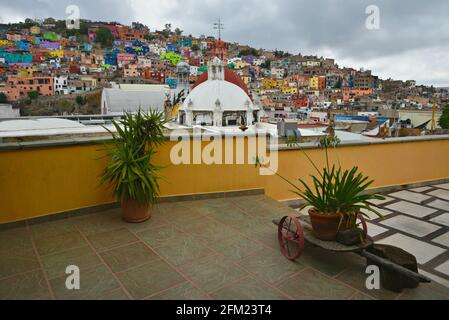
[272, 214, 431, 284]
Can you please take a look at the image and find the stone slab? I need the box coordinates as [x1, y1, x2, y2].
[430, 213, 449, 227]
[432, 232, 449, 248]
[388, 190, 431, 204]
[385, 201, 437, 218]
[380, 215, 441, 238]
[428, 189, 449, 201]
[377, 233, 445, 264]
[435, 260, 449, 277]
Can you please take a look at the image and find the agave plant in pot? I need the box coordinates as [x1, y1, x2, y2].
[101, 110, 166, 223]
[297, 163, 385, 244]
[257, 134, 385, 245]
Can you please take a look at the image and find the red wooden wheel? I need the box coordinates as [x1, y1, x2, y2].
[357, 214, 368, 239]
[278, 216, 305, 260]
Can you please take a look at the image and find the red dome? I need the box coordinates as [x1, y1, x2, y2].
[214, 39, 226, 48]
[192, 67, 250, 95]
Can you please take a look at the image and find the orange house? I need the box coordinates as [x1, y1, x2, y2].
[318, 76, 326, 90]
[343, 88, 373, 101]
[117, 26, 146, 42]
[286, 74, 310, 87]
[5, 75, 54, 101]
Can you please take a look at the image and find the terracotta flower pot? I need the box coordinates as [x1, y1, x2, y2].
[308, 208, 346, 241]
[121, 198, 152, 223]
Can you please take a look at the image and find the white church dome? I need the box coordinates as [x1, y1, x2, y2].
[180, 57, 257, 112]
[177, 57, 260, 127]
[182, 80, 254, 111]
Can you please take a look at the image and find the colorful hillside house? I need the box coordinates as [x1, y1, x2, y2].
[160, 52, 182, 66]
[43, 32, 60, 41]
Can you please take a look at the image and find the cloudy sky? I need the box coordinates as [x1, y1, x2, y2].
[1, 0, 448, 86]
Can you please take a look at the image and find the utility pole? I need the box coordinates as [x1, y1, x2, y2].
[394, 93, 400, 137]
[431, 100, 437, 131]
[213, 18, 224, 40]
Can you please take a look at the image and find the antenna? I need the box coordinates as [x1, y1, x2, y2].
[213, 18, 224, 40]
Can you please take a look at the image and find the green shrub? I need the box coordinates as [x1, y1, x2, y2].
[101, 110, 166, 206]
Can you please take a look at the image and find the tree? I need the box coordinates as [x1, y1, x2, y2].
[79, 21, 89, 35]
[261, 60, 271, 69]
[439, 105, 449, 129]
[76, 95, 86, 106]
[144, 34, 154, 41]
[0, 92, 7, 103]
[95, 27, 113, 48]
[27, 91, 39, 100]
[333, 78, 342, 89]
[274, 49, 291, 58]
[238, 48, 259, 57]
[162, 23, 172, 37]
[174, 27, 183, 36]
[54, 19, 67, 31]
[44, 17, 56, 25]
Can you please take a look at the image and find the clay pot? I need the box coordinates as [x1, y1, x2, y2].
[308, 208, 346, 241]
[121, 198, 152, 223]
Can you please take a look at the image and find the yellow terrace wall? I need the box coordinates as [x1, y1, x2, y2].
[1, 136, 449, 224]
[266, 138, 449, 200]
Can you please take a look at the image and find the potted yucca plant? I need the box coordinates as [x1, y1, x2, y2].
[257, 134, 385, 244]
[101, 110, 166, 223]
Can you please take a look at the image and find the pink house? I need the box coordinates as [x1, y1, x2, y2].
[117, 53, 136, 67]
[104, 24, 120, 39]
[88, 32, 96, 42]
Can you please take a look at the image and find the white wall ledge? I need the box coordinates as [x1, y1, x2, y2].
[271, 134, 449, 151]
[1, 134, 449, 151]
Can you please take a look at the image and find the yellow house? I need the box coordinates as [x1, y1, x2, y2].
[233, 60, 248, 70]
[281, 86, 298, 94]
[80, 76, 97, 88]
[262, 78, 276, 89]
[242, 75, 251, 85]
[48, 50, 65, 59]
[275, 80, 284, 88]
[0, 40, 13, 47]
[309, 76, 319, 90]
[262, 78, 285, 89]
[30, 26, 41, 35]
[17, 66, 38, 78]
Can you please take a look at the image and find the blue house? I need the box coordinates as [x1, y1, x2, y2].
[165, 78, 178, 89]
[15, 41, 30, 50]
[166, 43, 179, 53]
[104, 49, 120, 65]
[179, 38, 192, 48]
[78, 42, 93, 53]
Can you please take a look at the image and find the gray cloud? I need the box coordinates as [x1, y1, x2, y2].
[1, 0, 448, 86]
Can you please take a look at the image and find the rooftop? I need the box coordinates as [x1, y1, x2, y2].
[1, 128, 449, 300]
[1, 187, 449, 300]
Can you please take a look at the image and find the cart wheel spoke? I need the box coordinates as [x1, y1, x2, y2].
[277, 216, 305, 260]
[357, 214, 368, 239]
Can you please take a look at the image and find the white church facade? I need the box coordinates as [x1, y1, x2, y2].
[177, 58, 260, 127]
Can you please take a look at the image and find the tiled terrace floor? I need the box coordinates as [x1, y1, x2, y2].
[1, 188, 449, 300]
